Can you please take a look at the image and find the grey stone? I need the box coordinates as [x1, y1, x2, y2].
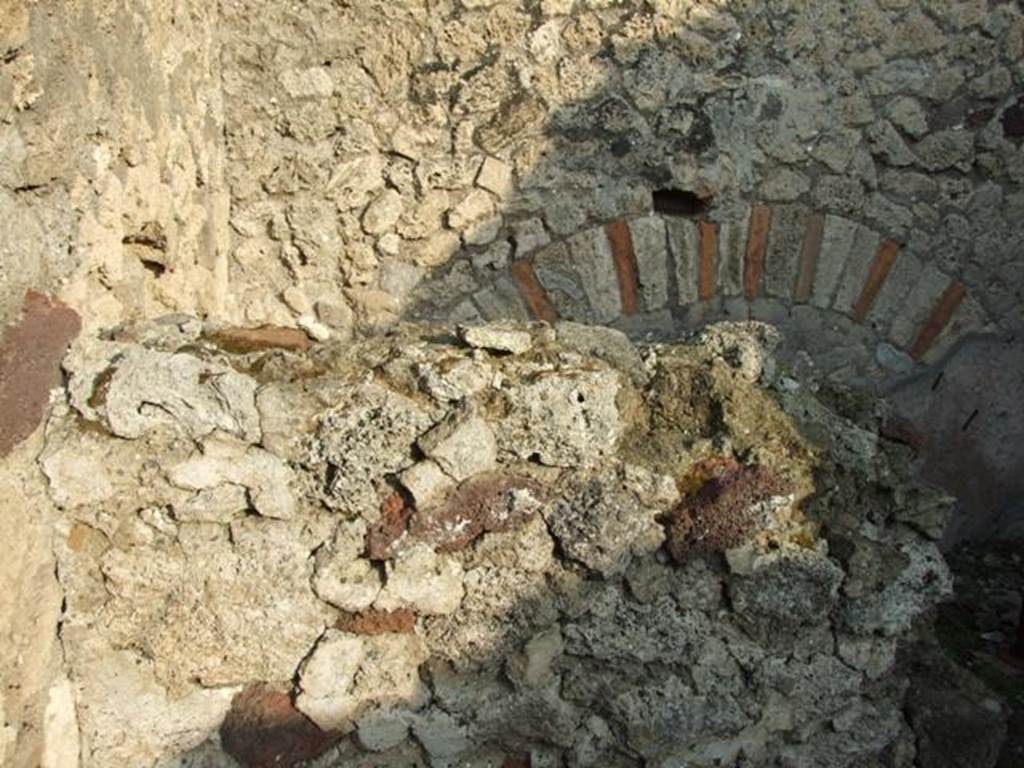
[566, 228, 622, 323]
[728, 549, 844, 645]
[885, 96, 929, 139]
[914, 130, 976, 172]
[545, 477, 662, 577]
[534, 242, 592, 322]
[764, 204, 807, 299]
[875, 342, 915, 375]
[761, 168, 811, 202]
[628, 216, 670, 311]
[666, 217, 700, 305]
[716, 216, 747, 297]
[832, 225, 882, 315]
[811, 215, 859, 308]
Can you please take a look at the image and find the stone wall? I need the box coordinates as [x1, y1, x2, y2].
[2, 2, 1024, 765]
[0, 0, 229, 334]
[0, 3, 227, 765]
[218, 0, 1023, 382]
[40, 319, 955, 766]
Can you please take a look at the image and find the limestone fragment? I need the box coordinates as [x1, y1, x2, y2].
[412, 709, 471, 759]
[100, 348, 260, 442]
[457, 322, 533, 355]
[399, 459, 454, 508]
[499, 368, 622, 467]
[313, 520, 383, 612]
[475, 156, 513, 197]
[375, 544, 465, 616]
[295, 631, 367, 732]
[167, 437, 297, 520]
[418, 406, 498, 482]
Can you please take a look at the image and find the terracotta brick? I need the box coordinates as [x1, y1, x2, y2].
[410, 473, 542, 553]
[605, 220, 640, 316]
[794, 214, 825, 303]
[911, 280, 966, 361]
[852, 240, 899, 323]
[743, 204, 772, 301]
[660, 457, 790, 563]
[365, 492, 414, 561]
[0, 291, 81, 457]
[205, 325, 312, 354]
[509, 261, 558, 323]
[220, 684, 341, 768]
[698, 220, 717, 301]
[336, 608, 416, 635]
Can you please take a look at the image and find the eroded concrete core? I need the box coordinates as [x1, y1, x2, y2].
[40, 320, 961, 767]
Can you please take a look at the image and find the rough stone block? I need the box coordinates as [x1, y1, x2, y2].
[811, 215, 858, 308]
[628, 215, 670, 311]
[832, 225, 883, 315]
[764, 205, 807, 300]
[717, 216, 748, 297]
[565, 228, 622, 323]
[666, 217, 700, 306]
[473, 276, 531, 322]
[888, 265, 953, 349]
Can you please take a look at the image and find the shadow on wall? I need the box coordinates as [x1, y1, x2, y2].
[400, 7, 1004, 390]
[88, 321, 957, 768]
[387, 5, 1023, 548]
[886, 333, 1024, 546]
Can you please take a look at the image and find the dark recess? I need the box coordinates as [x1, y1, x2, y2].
[653, 188, 713, 217]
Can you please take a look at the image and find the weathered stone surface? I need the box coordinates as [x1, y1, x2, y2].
[315, 384, 433, 515]
[167, 437, 297, 519]
[296, 630, 429, 733]
[499, 368, 623, 467]
[729, 548, 845, 645]
[546, 476, 663, 577]
[99, 348, 261, 442]
[418, 406, 498, 482]
[102, 518, 333, 689]
[313, 519, 383, 612]
[375, 544, 465, 616]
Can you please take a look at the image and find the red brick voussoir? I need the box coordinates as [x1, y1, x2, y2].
[0, 291, 81, 457]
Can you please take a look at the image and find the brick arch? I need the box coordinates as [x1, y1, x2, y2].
[418, 203, 991, 381]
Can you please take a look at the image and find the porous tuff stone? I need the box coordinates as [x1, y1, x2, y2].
[43, 320, 962, 766]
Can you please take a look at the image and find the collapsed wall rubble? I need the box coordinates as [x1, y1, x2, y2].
[42, 319, 955, 767]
